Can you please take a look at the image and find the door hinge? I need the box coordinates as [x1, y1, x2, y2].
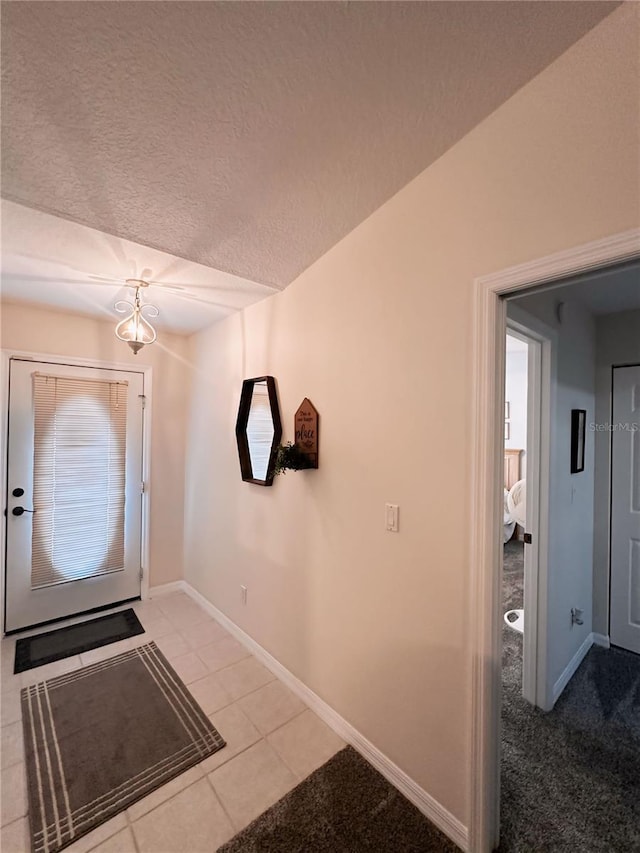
[138, 394, 146, 409]
[139, 567, 144, 581]
[140, 481, 146, 494]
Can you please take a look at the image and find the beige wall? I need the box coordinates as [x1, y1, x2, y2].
[1, 301, 190, 587]
[183, 5, 639, 827]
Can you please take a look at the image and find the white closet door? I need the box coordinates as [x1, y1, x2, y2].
[5, 359, 144, 632]
[610, 364, 640, 654]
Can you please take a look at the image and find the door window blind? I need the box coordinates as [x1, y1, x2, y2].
[31, 373, 128, 589]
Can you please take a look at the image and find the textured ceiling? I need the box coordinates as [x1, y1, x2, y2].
[2, 1, 618, 289]
[1, 200, 277, 333]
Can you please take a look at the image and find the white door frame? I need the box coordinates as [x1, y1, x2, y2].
[468, 227, 640, 853]
[1, 349, 153, 634]
[504, 319, 552, 708]
[506, 308, 560, 711]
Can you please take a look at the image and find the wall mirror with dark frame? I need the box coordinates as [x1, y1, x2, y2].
[235, 376, 282, 486]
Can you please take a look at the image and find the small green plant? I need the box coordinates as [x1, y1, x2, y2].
[273, 442, 314, 476]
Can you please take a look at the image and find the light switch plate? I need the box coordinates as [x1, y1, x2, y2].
[385, 503, 399, 532]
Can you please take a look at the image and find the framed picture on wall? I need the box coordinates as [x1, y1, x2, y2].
[570, 409, 586, 473]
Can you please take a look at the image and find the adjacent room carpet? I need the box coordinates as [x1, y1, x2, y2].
[501, 540, 525, 694]
[22, 641, 225, 853]
[218, 745, 459, 853]
[499, 541, 640, 852]
[14, 608, 144, 673]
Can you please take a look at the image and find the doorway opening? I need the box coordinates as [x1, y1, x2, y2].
[502, 332, 529, 644]
[468, 229, 640, 853]
[502, 329, 539, 709]
[497, 262, 640, 851]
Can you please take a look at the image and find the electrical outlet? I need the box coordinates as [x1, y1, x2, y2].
[241, 585, 248, 605]
[571, 607, 583, 626]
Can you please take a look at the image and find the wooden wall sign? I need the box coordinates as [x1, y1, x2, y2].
[294, 398, 319, 468]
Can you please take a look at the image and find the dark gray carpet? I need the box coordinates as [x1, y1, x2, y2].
[218, 746, 459, 853]
[501, 540, 524, 694]
[499, 542, 640, 852]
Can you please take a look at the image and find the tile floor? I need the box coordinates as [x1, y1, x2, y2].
[0, 593, 345, 852]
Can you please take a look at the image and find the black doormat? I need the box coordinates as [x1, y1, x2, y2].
[14, 608, 144, 673]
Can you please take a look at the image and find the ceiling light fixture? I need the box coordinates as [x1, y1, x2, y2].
[114, 279, 159, 355]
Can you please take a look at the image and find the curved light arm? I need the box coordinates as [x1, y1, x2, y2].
[114, 287, 159, 355]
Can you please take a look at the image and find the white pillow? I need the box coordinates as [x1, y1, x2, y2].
[507, 479, 526, 527]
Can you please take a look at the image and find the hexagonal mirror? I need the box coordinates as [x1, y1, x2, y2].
[235, 376, 282, 486]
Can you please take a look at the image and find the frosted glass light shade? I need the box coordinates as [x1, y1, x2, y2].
[114, 287, 158, 355]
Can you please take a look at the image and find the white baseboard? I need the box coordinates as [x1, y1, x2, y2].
[552, 632, 594, 706]
[148, 580, 187, 598]
[592, 633, 610, 649]
[183, 582, 469, 852]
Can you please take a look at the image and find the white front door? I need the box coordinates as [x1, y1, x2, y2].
[5, 359, 145, 632]
[610, 364, 640, 654]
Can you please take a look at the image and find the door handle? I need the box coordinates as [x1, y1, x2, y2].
[12, 506, 36, 516]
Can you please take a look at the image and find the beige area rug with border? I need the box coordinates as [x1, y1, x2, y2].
[21, 641, 225, 853]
